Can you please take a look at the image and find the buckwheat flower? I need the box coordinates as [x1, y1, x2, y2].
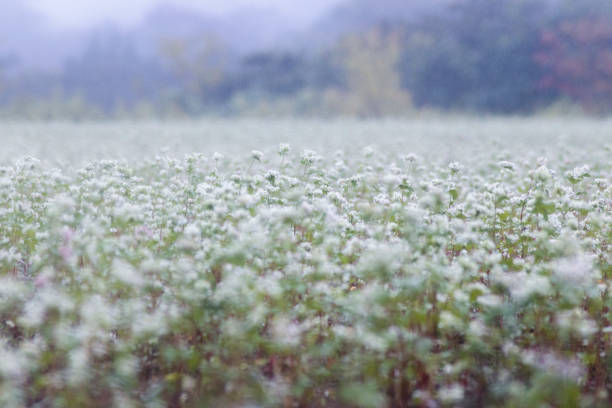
[115, 355, 138, 379]
[81, 295, 114, 328]
[553, 254, 598, 289]
[357, 329, 388, 352]
[453, 289, 469, 304]
[0, 342, 24, 380]
[132, 310, 168, 338]
[438, 384, 464, 404]
[439, 311, 463, 331]
[251, 150, 264, 162]
[556, 309, 597, 337]
[48, 194, 76, 216]
[221, 318, 247, 338]
[493, 271, 551, 301]
[521, 351, 585, 382]
[20, 294, 66, 334]
[67, 348, 90, 386]
[373, 193, 390, 206]
[468, 319, 488, 338]
[477, 294, 503, 308]
[34, 268, 55, 289]
[175, 215, 188, 226]
[567, 165, 590, 181]
[278, 143, 291, 155]
[442, 263, 463, 283]
[498, 161, 516, 171]
[448, 161, 463, 174]
[382, 173, 401, 188]
[256, 274, 283, 298]
[300, 150, 321, 166]
[183, 223, 200, 238]
[18, 301, 45, 329]
[57, 226, 75, 262]
[271, 315, 302, 347]
[594, 177, 607, 190]
[403, 153, 418, 163]
[113, 202, 142, 222]
[534, 165, 551, 182]
[0, 176, 11, 187]
[111, 259, 144, 288]
[134, 225, 154, 239]
[0, 277, 26, 301]
[0, 248, 20, 267]
[362, 146, 375, 157]
[266, 378, 290, 403]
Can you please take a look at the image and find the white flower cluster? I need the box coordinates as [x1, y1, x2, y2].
[0, 120, 610, 407]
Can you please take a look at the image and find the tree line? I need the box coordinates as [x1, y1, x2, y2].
[1, 0, 612, 118]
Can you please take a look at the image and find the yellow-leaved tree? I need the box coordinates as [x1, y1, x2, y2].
[326, 26, 413, 117]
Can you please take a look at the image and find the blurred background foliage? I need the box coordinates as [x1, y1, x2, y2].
[2, 0, 612, 119]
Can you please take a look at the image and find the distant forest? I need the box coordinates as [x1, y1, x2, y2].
[1, 0, 612, 118]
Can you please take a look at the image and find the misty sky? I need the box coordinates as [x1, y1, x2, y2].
[26, 0, 345, 29]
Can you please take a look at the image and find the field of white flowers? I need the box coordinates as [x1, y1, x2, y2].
[0, 119, 611, 407]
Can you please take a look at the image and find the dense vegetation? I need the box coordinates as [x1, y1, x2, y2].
[0, 120, 610, 406]
[2, 0, 612, 117]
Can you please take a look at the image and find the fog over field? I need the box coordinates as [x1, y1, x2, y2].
[27, 0, 341, 28]
[0, 118, 610, 165]
[4, 0, 608, 118]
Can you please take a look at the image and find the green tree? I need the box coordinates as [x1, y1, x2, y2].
[400, 0, 554, 113]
